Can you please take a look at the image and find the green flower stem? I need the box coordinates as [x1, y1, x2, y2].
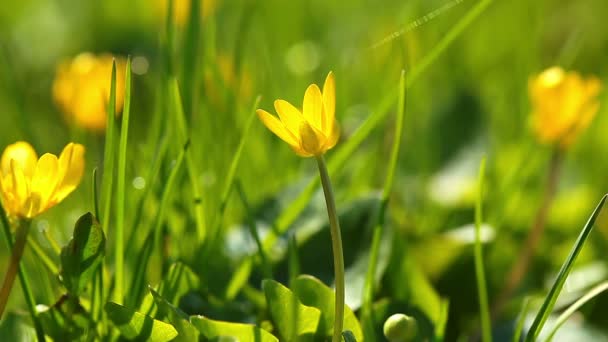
[316, 155, 345, 342]
[0, 218, 45, 341]
[493, 149, 562, 318]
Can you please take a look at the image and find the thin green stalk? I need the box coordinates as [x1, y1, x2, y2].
[474, 158, 491, 342]
[495, 150, 562, 318]
[113, 57, 132, 304]
[316, 155, 345, 342]
[207, 96, 262, 254]
[42, 227, 60, 255]
[26, 237, 58, 275]
[288, 235, 300, 341]
[101, 61, 118, 231]
[182, 0, 201, 122]
[362, 70, 407, 339]
[0, 219, 31, 316]
[92, 168, 100, 220]
[542, 282, 608, 342]
[171, 79, 207, 242]
[128, 143, 188, 308]
[235, 180, 272, 279]
[0, 217, 45, 341]
[512, 298, 531, 342]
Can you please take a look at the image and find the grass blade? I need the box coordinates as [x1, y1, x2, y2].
[474, 157, 492, 342]
[181, 0, 201, 121]
[207, 95, 262, 252]
[113, 57, 132, 304]
[512, 298, 531, 342]
[236, 180, 272, 280]
[361, 70, 407, 341]
[542, 282, 608, 342]
[129, 142, 189, 308]
[170, 79, 207, 242]
[525, 194, 607, 342]
[101, 61, 117, 231]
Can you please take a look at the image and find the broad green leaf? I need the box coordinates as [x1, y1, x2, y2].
[60, 212, 105, 296]
[263, 279, 321, 341]
[105, 302, 178, 342]
[0, 312, 37, 342]
[150, 288, 200, 342]
[190, 315, 278, 342]
[294, 275, 363, 340]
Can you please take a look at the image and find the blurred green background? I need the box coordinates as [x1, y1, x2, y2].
[1, 0, 608, 340]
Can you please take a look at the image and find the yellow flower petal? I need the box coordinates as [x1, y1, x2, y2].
[1, 142, 38, 179]
[9, 160, 30, 217]
[529, 66, 601, 147]
[324, 121, 340, 151]
[299, 121, 325, 156]
[303, 84, 324, 130]
[322, 71, 336, 133]
[256, 109, 299, 148]
[257, 71, 340, 157]
[274, 100, 304, 136]
[29, 153, 60, 217]
[52, 143, 85, 205]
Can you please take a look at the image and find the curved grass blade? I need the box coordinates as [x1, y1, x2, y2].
[525, 194, 607, 342]
[361, 70, 407, 341]
[170, 79, 207, 242]
[113, 57, 132, 303]
[235, 180, 272, 279]
[512, 298, 531, 342]
[101, 61, 117, 231]
[129, 142, 189, 308]
[542, 282, 608, 342]
[474, 157, 491, 342]
[206, 96, 262, 253]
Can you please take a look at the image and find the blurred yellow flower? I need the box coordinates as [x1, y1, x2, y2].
[530, 66, 602, 148]
[257, 72, 340, 157]
[53, 53, 126, 132]
[0, 142, 85, 219]
[156, 0, 218, 27]
[204, 53, 253, 108]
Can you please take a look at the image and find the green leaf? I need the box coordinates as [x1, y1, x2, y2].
[60, 212, 105, 296]
[38, 299, 91, 341]
[0, 312, 37, 341]
[263, 279, 321, 341]
[139, 262, 202, 318]
[342, 330, 357, 342]
[105, 302, 178, 342]
[190, 315, 278, 342]
[525, 194, 607, 342]
[294, 275, 363, 340]
[150, 288, 200, 342]
[542, 282, 608, 342]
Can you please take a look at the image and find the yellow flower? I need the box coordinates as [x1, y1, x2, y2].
[529, 66, 601, 148]
[0, 142, 85, 219]
[256, 72, 340, 157]
[53, 53, 126, 132]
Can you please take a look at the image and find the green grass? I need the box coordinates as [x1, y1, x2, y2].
[0, 0, 608, 341]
